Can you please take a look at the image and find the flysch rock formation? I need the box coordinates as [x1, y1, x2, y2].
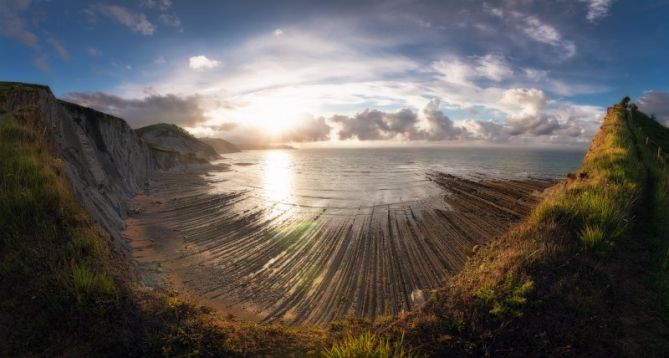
[1, 83, 210, 243]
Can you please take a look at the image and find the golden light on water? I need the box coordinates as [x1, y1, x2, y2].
[262, 150, 294, 203]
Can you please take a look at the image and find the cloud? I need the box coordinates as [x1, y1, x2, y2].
[0, 0, 39, 48]
[499, 88, 558, 135]
[490, 8, 576, 59]
[582, 0, 613, 22]
[500, 88, 547, 113]
[330, 102, 464, 142]
[189, 55, 221, 70]
[637, 91, 669, 125]
[32, 56, 49, 72]
[281, 115, 331, 142]
[516, 13, 576, 58]
[90, 4, 156, 35]
[87, 47, 101, 56]
[64, 92, 209, 128]
[159, 13, 182, 31]
[273, 28, 284, 36]
[114, 19, 603, 146]
[476, 54, 514, 82]
[47, 37, 69, 61]
[421, 99, 464, 140]
[140, 0, 172, 11]
[432, 54, 513, 86]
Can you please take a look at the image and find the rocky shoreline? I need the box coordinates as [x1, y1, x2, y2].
[123, 167, 555, 326]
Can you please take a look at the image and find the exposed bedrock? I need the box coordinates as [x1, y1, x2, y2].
[2, 84, 209, 241]
[125, 170, 555, 326]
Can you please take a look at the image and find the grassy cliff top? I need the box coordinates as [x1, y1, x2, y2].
[136, 122, 197, 139]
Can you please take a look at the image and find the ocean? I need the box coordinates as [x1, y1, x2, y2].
[211, 147, 585, 209]
[145, 146, 586, 324]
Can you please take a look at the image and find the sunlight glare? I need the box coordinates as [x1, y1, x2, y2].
[262, 150, 294, 203]
[237, 96, 304, 135]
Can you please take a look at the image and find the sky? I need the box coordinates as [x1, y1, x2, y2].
[2, 0, 669, 147]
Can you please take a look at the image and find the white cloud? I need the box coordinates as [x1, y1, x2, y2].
[87, 47, 102, 57]
[188, 55, 221, 70]
[0, 0, 39, 48]
[433, 54, 512, 85]
[112, 22, 602, 146]
[582, 0, 613, 23]
[490, 9, 577, 60]
[47, 37, 70, 61]
[476, 54, 513, 82]
[273, 28, 284, 36]
[523, 68, 548, 81]
[91, 4, 156, 35]
[140, 0, 172, 11]
[159, 13, 183, 31]
[514, 12, 576, 58]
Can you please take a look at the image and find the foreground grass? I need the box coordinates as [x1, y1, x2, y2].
[0, 112, 126, 354]
[627, 108, 669, 315]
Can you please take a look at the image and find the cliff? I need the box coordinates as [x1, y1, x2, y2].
[1, 83, 153, 240]
[0, 82, 210, 240]
[137, 123, 220, 163]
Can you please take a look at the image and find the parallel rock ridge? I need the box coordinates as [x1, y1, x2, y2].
[128, 169, 553, 325]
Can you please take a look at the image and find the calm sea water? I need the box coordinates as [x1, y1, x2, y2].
[211, 147, 584, 209]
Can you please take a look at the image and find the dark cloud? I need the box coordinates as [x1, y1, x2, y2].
[637, 91, 669, 125]
[330, 108, 422, 141]
[64, 92, 208, 128]
[330, 100, 467, 142]
[463, 120, 508, 142]
[505, 113, 561, 136]
[281, 116, 331, 142]
[421, 99, 464, 140]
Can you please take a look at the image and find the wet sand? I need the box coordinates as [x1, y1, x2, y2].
[123, 167, 554, 326]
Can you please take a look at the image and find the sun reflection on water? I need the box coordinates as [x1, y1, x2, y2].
[262, 150, 294, 204]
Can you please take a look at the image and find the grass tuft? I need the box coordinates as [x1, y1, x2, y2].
[323, 331, 418, 358]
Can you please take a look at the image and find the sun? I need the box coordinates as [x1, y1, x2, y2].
[237, 96, 303, 136]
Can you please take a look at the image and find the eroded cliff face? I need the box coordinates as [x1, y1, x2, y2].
[3, 84, 153, 241]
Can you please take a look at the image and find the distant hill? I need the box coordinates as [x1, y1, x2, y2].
[198, 137, 241, 154]
[137, 123, 220, 161]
